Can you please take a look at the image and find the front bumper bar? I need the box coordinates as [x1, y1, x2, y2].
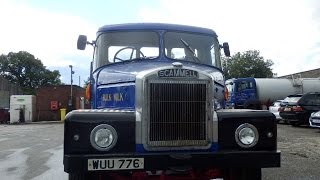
[64, 151, 280, 173]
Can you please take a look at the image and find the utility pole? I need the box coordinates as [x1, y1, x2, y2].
[69, 65, 75, 106]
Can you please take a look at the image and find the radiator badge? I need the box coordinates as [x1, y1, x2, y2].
[158, 69, 198, 78]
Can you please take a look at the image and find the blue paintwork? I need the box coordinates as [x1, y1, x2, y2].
[98, 23, 217, 37]
[135, 143, 219, 153]
[96, 83, 135, 110]
[95, 59, 223, 85]
[92, 60, 224, 109]
[226, 78, 258, 108]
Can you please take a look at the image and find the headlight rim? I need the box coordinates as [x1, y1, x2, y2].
[90, 124, 118, 151]
[235, 123, 259, 148]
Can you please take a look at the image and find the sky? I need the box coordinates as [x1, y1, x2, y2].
[0, 0, 319, 86]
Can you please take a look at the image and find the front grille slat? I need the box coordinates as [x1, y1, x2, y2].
[148, 80, 208, 147]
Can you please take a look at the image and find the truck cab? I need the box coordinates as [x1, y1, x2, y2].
[226, 78, 258, 109]
[84, 23, 227, 110]
[64, 23, 280, 180]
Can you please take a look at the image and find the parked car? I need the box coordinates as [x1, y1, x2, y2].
[0, 108, 10, 124]
[269, 100, 283, 122]
[279, 94, 303, 126]
[280, 92, 320, 126]
[309, 110, 320, 128]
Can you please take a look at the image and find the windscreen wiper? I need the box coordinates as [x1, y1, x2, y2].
[180, 38, 200, 62]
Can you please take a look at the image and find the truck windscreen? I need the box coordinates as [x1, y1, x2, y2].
[93, 31, 160, 70]
[164, 32, 220, 67]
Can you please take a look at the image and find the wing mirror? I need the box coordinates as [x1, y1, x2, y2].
[77, 35, 87, 50]
[77, 35, 96, 50]
[222, 42, 230, 57]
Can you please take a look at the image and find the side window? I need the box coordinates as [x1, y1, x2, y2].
[168, 48, 199, 60]
[311, 94, 320, 105]
[316, 94, 320, 105]
[304, 95, 315, 105]
[249, 82, 254, 88]
[300, 94, 320, 105]
[238, 81, 251, 91]
[170, 48, 185, 59]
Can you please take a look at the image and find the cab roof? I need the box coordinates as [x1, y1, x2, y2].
[98, 23, 217, 36]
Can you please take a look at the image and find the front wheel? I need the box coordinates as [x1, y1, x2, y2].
[224, 168, 261, 180]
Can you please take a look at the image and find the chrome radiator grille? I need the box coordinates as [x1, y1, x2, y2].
[148, 80, 208, 147]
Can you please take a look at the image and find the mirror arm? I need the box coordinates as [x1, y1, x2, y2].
[87, 41, 96, 47]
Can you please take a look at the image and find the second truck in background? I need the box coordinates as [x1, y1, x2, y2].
[225, 77, 320, 109]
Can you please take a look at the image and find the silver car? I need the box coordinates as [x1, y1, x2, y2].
[269, 100, 283, 121]
[309, 110, 320, 128]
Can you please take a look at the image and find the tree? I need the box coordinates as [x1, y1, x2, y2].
[0, 51, 62, 94]
[222, 50, 274, 79]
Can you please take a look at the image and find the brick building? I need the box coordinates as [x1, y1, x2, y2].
[36, 85, 88, 121]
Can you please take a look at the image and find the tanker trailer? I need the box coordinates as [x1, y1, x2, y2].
[225, 77, 320, 109]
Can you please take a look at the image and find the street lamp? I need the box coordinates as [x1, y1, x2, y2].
[69, 65, 75, 106]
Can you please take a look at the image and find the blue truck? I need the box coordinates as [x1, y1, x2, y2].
[63, 23, 280, 180]
[225, 77, 320, 110]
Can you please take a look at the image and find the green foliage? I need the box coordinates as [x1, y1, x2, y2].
[0, 51, 61, 94]
[222, 50, 274, 79]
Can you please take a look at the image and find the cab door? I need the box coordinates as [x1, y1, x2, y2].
[234, 79, 257, 107]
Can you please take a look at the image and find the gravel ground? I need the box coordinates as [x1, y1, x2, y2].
[263, 123, 320, 180]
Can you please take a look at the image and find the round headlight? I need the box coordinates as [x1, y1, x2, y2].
[90, 124, 117, 151]
[235, 123, 258, 148]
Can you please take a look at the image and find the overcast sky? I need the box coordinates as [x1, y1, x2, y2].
[0, 0, 319, 85]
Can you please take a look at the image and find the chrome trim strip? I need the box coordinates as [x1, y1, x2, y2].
[135, 111, 142, 144]
[212, 111, 218, 142]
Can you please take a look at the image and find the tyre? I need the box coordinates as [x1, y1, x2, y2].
[283, 119, 289, 125]
[290, 121, 301, 127]
[224, 168, 261, 180]
[244, 101, 261, 110]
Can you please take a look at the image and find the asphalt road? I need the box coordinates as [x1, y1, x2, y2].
[0, 122, 67, 180]
[0, 122, 319, 180]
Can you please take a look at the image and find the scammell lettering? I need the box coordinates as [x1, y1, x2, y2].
[158, 69, 198, 78]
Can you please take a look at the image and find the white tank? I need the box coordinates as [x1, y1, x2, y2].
[255, 78, 320, 104]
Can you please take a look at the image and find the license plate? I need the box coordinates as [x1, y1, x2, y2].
[284, 108, 291, 111]
[88, 158, 144, 171]
[312, 119, 320, 123]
